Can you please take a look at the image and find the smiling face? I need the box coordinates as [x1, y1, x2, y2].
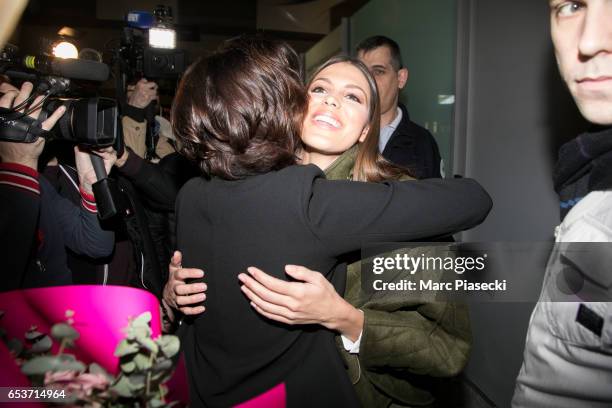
[550, 0, 612, 125]
[301, 61, 372, 158]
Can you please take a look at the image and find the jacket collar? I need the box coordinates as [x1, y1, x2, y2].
[385, 103, 412, 145]
[324, 144, 359, 181]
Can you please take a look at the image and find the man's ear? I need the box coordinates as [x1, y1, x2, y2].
[397, 68, 409, 90]
[359, 125, 370, 143]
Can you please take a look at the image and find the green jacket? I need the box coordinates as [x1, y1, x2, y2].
[324, 147, 472, 407]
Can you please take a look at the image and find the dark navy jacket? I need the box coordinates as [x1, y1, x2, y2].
[382, 103, 442, 179]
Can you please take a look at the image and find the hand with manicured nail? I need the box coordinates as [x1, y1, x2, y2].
[238, 264, 363, 341]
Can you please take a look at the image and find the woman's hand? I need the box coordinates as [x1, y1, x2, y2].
[162, 250, 207, 316]
[238, 265, 364, 341]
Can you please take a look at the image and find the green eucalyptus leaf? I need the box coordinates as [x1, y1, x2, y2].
[58, 354, 77, 362]
[126, 373, 145, 390]
[7, 338, 23, 356]
[21, 356, 62, 375]
[89, 362, 106, 374]
[150, 398, 165, 408]
[157, 335, 180, 358]
[89, 362, 114, 381]
[0, 328, 7, 338]
[152, 358, 173, 373]
[22, 354, 86, 374]
[30, 335, 53, 353]
[25, 329, 44, 341]
[127, 325, 151, 341]
[137, 337, 159, 354]
[133, 353, 152, 371]
[58, 393, 78, 404]
[51, 323, 80, 341]
[120, 360, 136, 373]
[151, 371, 163, 382]
[110, 375, 134, 398]
[151, 367, 174, 385]
[114, 339, 140, 357]
[62, 360, 86, 372]
[131, 312, 152, 328]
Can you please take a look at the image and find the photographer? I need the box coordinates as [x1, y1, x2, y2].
[122, 78, 175, 161]
[0, 81, 115, 291]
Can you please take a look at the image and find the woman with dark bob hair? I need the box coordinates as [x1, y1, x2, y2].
[171, 36, 491, 407]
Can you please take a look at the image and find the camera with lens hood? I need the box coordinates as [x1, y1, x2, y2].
[0, 45, 117, 146]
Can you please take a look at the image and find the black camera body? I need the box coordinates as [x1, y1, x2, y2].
[143, 47, 185, 79]
[0, 47, 118, 146]
[0, 97, 117, 147]
[119, 26, 185, 83]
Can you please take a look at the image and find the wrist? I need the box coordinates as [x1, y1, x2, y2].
[0, 162, 40, 195]
[79, 186, 97, 213]
[115, 149, 129, 168]
[327, 299, 364, 341]
[3, 158, 38, 170]
[161, 298, 178, 333]
[80, 181, 93, 194]
[161, 298, 176, 321]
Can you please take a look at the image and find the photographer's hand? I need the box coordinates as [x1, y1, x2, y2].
[74, 146, 115, 193]
[114, 147, 129, 168]
[127, 78, 158, 109]
[0, 82, 65, 169]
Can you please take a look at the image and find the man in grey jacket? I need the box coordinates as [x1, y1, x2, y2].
[513, 1, 612, 407]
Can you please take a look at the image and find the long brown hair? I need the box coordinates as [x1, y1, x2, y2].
[171, 36, 306, 180]
[307, 55, 408, 182]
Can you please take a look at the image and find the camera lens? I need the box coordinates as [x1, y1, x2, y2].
[40, 98, 117, 146]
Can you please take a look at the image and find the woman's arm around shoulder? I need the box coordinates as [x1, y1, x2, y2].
[305, 176, 492, 253]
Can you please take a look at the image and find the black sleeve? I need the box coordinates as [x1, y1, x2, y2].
[40, 177, 115, 258]
[118, 149, 197, 212]
[305, 176, 491, 255]
[0, 164, 41, 291]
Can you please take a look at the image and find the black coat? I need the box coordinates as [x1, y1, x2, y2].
[382, 103, 442, 179]
[176, 164, 491, 407]
[0, 163, 114, 291]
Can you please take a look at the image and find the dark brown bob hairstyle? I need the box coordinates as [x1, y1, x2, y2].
[172, 36, 306, 179]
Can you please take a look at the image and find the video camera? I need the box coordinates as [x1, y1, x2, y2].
[0, 45, 118, 147]
[119, 6, 185, 83]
